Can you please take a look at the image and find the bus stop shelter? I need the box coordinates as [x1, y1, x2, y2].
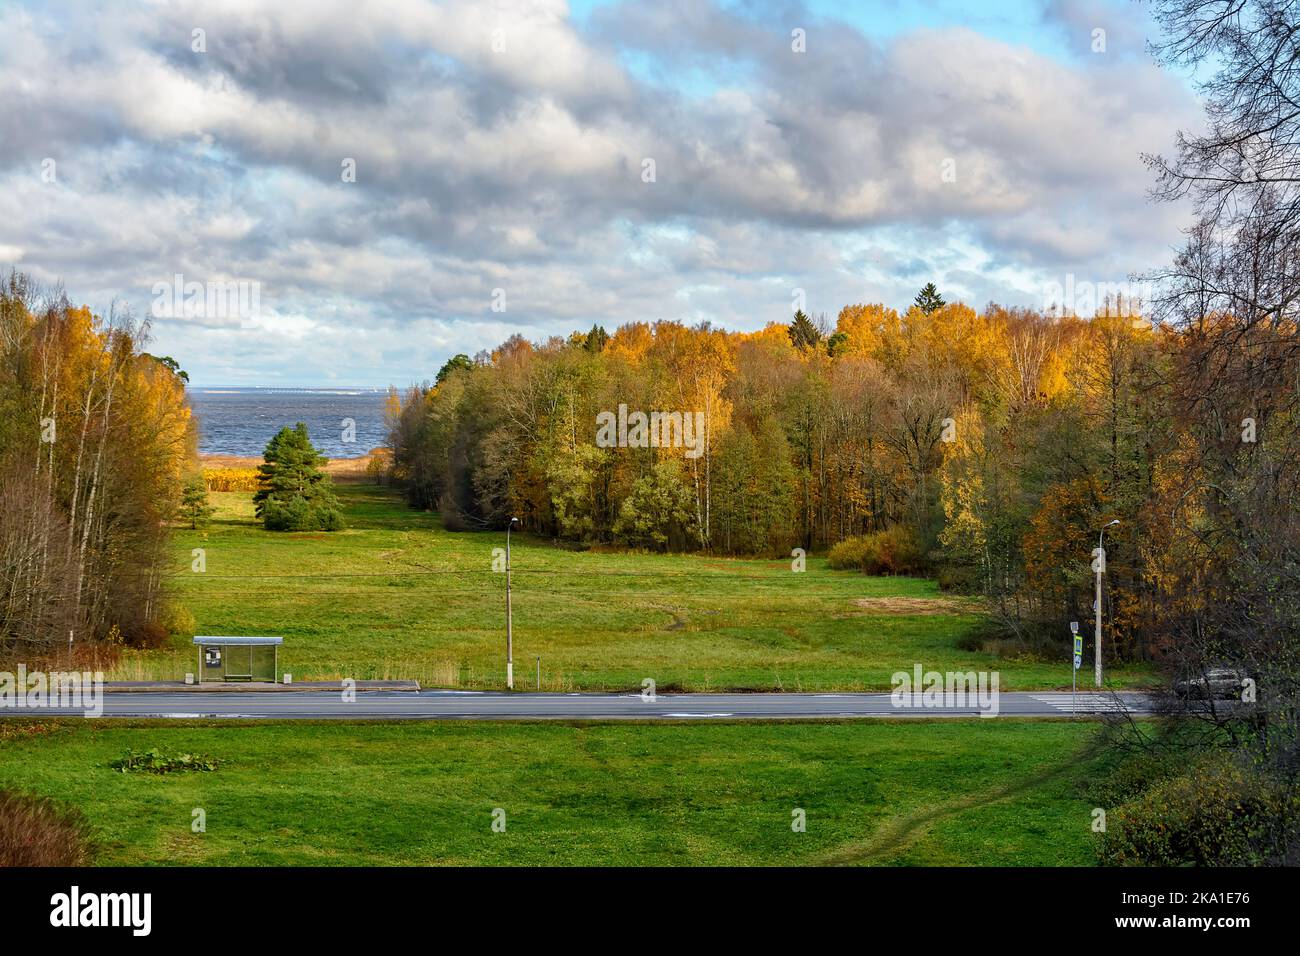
[193, 636, 282, 683]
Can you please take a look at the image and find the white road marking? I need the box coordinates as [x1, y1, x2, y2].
[1031, 694, 1128, 713]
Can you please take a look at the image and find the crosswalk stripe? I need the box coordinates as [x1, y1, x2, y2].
[1031, 694, 1128, 712]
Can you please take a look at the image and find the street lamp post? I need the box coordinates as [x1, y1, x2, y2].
[1094, 519, 1120, 688]
[506, 516, 519, 690]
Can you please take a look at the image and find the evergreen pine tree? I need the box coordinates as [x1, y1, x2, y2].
[435, 354, 474, 385]
[179, 475, 215, 530]
[254, 423, 345, 531]
[914, 283, 945, 315]
[584, 324, 610, 353]
[788, 310, 823, 351]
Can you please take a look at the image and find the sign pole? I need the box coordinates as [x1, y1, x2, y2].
[1070, 621, 1081, 717]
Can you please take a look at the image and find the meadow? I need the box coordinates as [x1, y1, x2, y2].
[115, 484, 1149, 691]
[0, 719, 1103, 866]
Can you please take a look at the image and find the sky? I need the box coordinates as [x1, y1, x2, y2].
[0, 0, 1202, 387]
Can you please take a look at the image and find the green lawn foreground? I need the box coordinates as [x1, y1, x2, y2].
[115, 483, 1149, 691]
[0, 719, 1104, 866]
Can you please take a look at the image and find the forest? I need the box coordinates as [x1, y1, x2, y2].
[387, 291, 1298, 672]
[0, 273, 196, 657]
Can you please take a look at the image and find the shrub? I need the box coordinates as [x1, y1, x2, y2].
[260, 494, 344, 531]
[1099, 754, 1300, 866]
[365, 449, 392, 484]
[827, 525, 925, 575]
[439, 491, 468, 531]
[936, 564, 978, 592]
[1086, 747, 1190, 810]
[954, 618, 1006, 653]
[0, 789, 93, 866]
[179, 474, 215, 528]
[120, 620, 170, 650]
[954, 616, 1064, 661]
[827, 535, 870, 570]
[159, 602, 197, 639]
[110, 749, 221, 774]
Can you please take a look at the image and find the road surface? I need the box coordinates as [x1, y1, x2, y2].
[0, 690, 1155, 720]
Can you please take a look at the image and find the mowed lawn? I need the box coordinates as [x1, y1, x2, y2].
[0, 719, 1103, 866]
[116, 484, 1148, 691]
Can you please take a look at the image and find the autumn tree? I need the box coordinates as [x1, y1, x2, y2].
[0, 271, 196, 653]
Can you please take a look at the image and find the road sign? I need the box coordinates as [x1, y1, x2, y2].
[1071, 629, 1082, 714]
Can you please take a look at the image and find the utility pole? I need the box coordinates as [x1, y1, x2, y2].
[1094, 520, 1119, 688]
[506, 516, 519, 690]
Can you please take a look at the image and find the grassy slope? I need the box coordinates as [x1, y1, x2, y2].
[0, 719, 1102, 866]
[117, 484, 1148, 691]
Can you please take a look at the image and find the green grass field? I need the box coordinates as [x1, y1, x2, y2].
[0, 719, 1104, 866]
[113, 484, 1148, 691]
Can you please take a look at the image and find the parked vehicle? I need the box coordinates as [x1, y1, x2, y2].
[1173, 667, 1249, 700]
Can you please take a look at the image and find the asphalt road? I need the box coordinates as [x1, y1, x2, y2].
[0, 690, 1155, 720]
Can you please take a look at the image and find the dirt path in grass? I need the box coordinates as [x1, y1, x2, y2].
[810, 738, 1101, 866]
[852, 596, 985, 615]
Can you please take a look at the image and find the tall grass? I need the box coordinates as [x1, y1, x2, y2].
[0, 789, 93, 866]
[202, 468, 260, 492]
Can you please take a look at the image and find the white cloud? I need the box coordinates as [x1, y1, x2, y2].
[0, 0, 1198, 384]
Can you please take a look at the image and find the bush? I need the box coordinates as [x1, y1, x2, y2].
[159, 602, 197, 639]
[1099, 754, 1300, 866]
[954, 617, 1006, 653]
[827, 535, 870, 570]
[365, 449, 391, 484]
[827, 525, 925, 575]
[936, 564, 978, 592]
[0, 789, 93, 866]
[110, 749, 221, 774]
[179, 474, 215, 528]
[954, 616, 1063, 661]
[260, 494, 344, 531]
[120, 620, 170, 650]
[439, 491, 468, 531]
[1096, 760, 1186, 810]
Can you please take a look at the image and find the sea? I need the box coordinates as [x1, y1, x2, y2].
[188, 387, 391, 458]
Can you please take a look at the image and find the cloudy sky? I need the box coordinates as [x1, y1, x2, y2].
[0, 0, 1200, 387]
